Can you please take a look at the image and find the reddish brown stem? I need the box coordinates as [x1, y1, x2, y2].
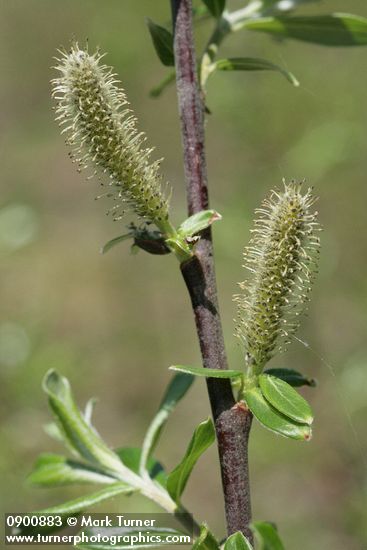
[171, 0, 253, 541]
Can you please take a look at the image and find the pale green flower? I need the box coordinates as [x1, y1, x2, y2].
[235, 180, 320, 370]
[52, 44, 174, 236]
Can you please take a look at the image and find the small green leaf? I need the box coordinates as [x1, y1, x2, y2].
[259, 374, 313, 425]
[146, 19, 174, 66]
[28, 453, 115, 487]
[264, 368, 316, 387]
[76, 527, 187, 549]
[139, 373, 194, 476]
[165, 237, 192, 262]
[244, 14, 367, 46]
[100, 233, 131, 254]
[170, 365, 243, 379]
[244, 387, 312, 440]
[214, 57, 299, 86]
[202, 0, 226, 19]
[43, 370, 127, 476]
[192, 524, 220, 550]
[224, 532, 253, 550]
[251, 521, 285, 550]
[178, 210, 222, 238]
[37, 483, 133, 516]
[167, 418, 215, 502]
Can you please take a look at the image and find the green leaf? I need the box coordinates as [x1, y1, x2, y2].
[259, 374, 313, 425]
[100, 234, 131, 254]
[192, 524, 220, 550]
[244, 387, 312, 440]
[28, 453, 116, 487]
[170, 365, 243, 379]
[76, 527, 188, 549]
[146, 19, 174, 66]
[214, 57, 299, 86]
[202, 0, 226, 19]
[139, 373, 194, 477]
[251, 522, 285, 550]
[37, 483, 133, 516]
[165, 237, 192, 262]
[264, 368, 316, 387]
[43, 370, 128, 477]
[244, 14, 367, 46]
[224, 532, 253, 550]
[167, 418, 215, 502]
[178, 210, 222, 238]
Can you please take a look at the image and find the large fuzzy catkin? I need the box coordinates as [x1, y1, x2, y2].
[235, 181, 320, 370]
[52, 45, 173, 235]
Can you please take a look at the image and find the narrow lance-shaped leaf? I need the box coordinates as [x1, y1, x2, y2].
[224, 532, 253, 550]
[44, 397, 100, 443]
[139, 373, 194, 476]
[259, 374, 313, 425]
[170, 365, 243, 379]
[251, 521, 285, 550]
[244, 387, 312, 440]
[214, 58, 299, 87]
[28, 453, 116, 487]
[146, 19, 174, 66]
[36, 483, 134, 516]
[43, 370, 131, 478]
[243, 14, 367, 47]
[167, 418, 215, 502]
[264, 367, 316, 387]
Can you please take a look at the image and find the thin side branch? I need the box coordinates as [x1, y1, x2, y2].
[171, 0, 253, 541]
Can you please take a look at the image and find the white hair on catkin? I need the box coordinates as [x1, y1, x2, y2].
[235, 180, 321, 369]
[52, 44, 172, 234]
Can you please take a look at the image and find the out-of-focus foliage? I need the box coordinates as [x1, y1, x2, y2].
[1, 1, 367, 549]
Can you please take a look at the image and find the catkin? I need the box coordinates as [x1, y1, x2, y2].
[235, 181, 320, 369]
[52, 44, 172, 234]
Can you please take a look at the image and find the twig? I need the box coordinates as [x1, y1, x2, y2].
[171, 0, 253, 541]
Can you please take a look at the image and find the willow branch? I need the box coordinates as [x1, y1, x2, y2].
[170, 0, 253, 541]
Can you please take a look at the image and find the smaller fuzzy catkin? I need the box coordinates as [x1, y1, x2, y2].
[52, 44, 173, 235]
[235, 181, 320, 370]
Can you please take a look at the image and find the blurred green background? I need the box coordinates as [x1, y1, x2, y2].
[1, 1, 367, 548]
